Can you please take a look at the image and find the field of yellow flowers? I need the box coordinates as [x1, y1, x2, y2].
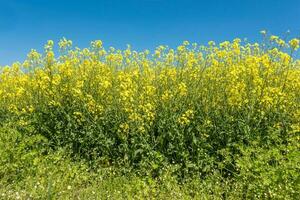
[0, 33, 299, 199]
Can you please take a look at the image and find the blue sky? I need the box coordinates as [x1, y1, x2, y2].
[1, 0, 300, 65]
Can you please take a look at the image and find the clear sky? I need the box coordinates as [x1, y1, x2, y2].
[1, 0, 300, 65]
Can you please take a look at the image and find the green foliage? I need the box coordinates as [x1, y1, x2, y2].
[1, 126, 299, 199]
[1, 36, 300, 199]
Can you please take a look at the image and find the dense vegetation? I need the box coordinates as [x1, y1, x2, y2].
[0, 33, 299, 199]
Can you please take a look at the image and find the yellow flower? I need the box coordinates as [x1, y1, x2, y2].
[270, 35, 279, 41]
[178, 109, 194, 126]
[178, 82, 187, 96]
[118, 123, 129, 134]
[289, 38, 300, 50]
[161, 90, 173, 102]
[260, 30, 267, 35]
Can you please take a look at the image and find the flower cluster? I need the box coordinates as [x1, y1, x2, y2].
[0, 34, 299, 168]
